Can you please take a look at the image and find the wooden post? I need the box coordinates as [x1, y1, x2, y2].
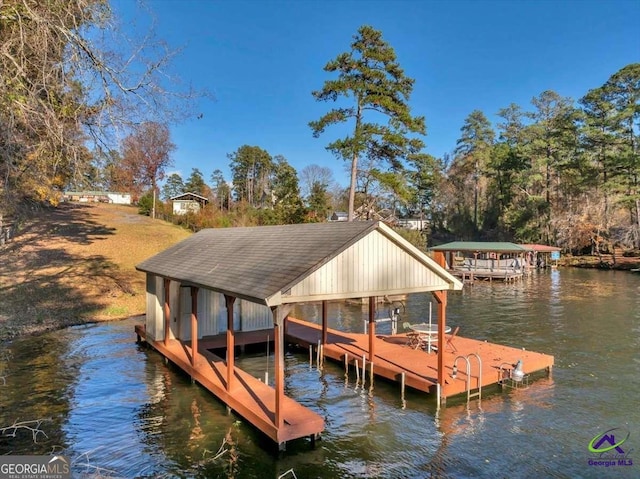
[190, 286, 199, 368]
[368, 296, 375, 362]
[432, 290, 447, 403]
[271, 305, 292, 431]
[225, 295, 236, 391]
[321, 300, 328, 346]
[432, 251, 448, 405]
[275, 319, 283, 429]
[163, 278, 171, 346]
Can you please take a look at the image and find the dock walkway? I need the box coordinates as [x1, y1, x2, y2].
[285, 317, 553, 399]
[451, 268, 524, 283]
[135, 325, 324, 445]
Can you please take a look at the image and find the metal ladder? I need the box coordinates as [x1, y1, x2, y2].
[452, 353, 483, 403]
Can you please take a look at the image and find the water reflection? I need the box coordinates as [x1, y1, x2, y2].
[0, 269, 638, 478]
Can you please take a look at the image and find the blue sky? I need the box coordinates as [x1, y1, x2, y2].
[113, 0, 639, 188]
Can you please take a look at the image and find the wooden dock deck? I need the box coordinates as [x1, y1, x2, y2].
[135, 325, 324, 445]
[451, 268, 524, 283]
[284, 317, 554, 399]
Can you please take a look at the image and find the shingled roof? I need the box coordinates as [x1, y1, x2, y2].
[137, 221, 462, 306]
[429, 241, 529, 253]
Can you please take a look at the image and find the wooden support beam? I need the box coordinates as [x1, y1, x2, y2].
[225, 295, 236, 391]
[274, 320, 284, 430]
[190, 286, 199, 368]
[433, 251, 446, 269]
[163, 278, 171, 347]
[321, 300, 328, 345]
[432, 290, 447, 401]
[368, 296, 375, 362]
[271, 305, 293, 431]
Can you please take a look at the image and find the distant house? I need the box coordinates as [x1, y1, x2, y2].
[171, 192, 209, 215]
[397, 217, 428, 231]
[329, 212, 348, 222]
[330, 208, 399, 224]
[64, 191, 131, 205]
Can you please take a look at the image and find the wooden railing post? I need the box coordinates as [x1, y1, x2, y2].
[190, 286, 199, 367]
[163, 278, 171, 346]
[225, 295, 236, 391]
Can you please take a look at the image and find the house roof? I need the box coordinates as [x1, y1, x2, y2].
[429, 241, 529, 253]
[170, 192, 209, 202]
[136, 221, 462, 307]
[519, 244, 561, 253]
[64, 191, 130, 196]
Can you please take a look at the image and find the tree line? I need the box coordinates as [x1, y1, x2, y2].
[1, 2, 637, 254]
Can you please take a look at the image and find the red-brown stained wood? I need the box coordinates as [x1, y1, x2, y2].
[225, 295, 236, 391]
[284, 317, 554, 399]
[190, 286, 199, 367]
[135, 324, 324, 445]
[163, 278, 170, 346]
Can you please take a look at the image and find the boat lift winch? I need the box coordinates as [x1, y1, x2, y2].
[363, 300, 405, 335]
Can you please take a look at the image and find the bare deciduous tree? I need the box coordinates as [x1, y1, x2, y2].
[0, 0, 201, 212]
[121, 122, 175, 218]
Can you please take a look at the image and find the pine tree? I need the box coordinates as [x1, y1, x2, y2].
[310, 25, 425, 221]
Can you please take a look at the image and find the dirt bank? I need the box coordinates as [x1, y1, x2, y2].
[0, 203, 190, 342]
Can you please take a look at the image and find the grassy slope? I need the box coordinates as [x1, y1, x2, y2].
[0, 203, 191, 341]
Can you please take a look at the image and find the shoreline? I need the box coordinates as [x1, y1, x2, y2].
[1, 203, 638, 343]
[3, 261, 638, 344]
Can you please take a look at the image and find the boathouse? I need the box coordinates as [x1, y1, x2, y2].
[429, 241, 531, 282]
[135, 221, 463, 448]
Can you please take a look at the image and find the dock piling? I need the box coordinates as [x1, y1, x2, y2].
[362, 355, 366, 387]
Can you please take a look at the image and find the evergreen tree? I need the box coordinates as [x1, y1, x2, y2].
[162, 173, 185, 200]
[211, 169, 231, 210]
[310, 25, 426, 221]
[406, 153, 443, 220]
[272, 155, 305, 223]
[525, 91, 579, 243]
[307, 181, 331, 221]
[184, 168, 208, 196]
[453, 110, 495, 236]
[228, 145, 273, 206]
[604, 63, 640, 247]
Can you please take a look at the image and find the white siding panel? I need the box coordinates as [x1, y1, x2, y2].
[199, 289, 218, 337]
[179, 287, 191, 340]
[145, 274, 157, 340]
[239, 299, 273, 331]
[168, 281, 179, 339]
[289, 230, 450, 300]
[144, 275, 164, 341]
[216, 293, 227, 334]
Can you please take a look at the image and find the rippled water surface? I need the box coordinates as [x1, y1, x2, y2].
[1, 269, 639, 478]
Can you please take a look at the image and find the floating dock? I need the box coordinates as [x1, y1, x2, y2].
[451, 268, 525, 283]
[135, 314, 553, 447]
[135, 325, 324, 446]
[284, 317, 554, 400]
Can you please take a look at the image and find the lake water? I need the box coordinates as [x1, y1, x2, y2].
[0, 268, 638, 478]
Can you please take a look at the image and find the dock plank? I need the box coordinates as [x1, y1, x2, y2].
[284, 317, 553, 399]
[135, 325, 324, 444]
